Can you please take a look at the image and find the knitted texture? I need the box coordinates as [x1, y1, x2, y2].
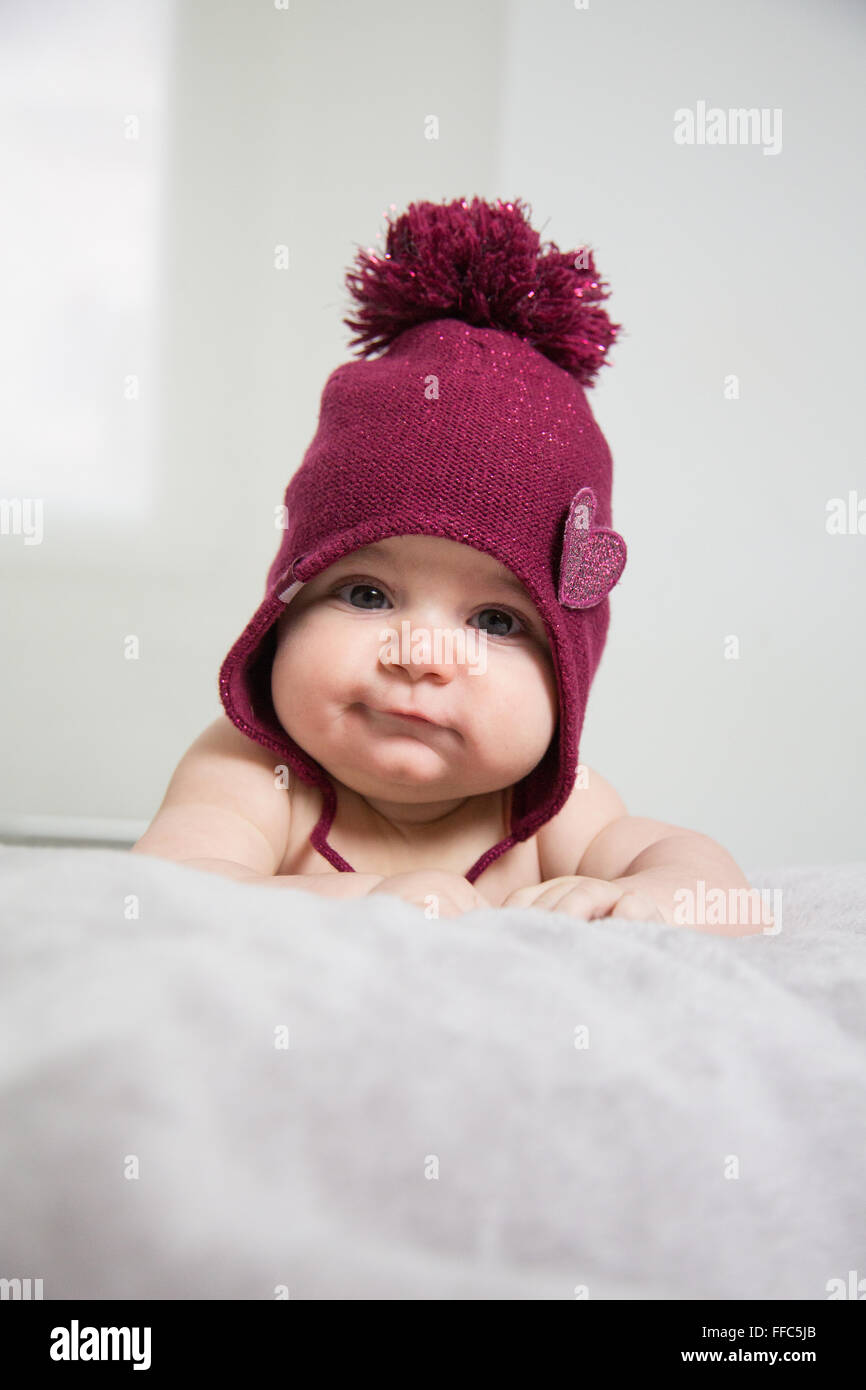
[219, 198, 626, 884]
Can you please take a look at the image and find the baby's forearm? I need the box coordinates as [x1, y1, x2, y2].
[620, 831, 748, 885]
[613, 832, 753, 923]
[144, 855, 384, 899]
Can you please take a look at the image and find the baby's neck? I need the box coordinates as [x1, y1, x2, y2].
[335, 781, 511, 853]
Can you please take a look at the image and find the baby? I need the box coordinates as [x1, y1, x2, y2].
[132, 196, 760, 934]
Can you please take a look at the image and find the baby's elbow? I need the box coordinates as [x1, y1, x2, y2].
[129, 804, 281, 877]
[129, 827, 205, 865]
[129, 834, 160, 857]
[128, 836, 187, 865]
[128, 839, 266, 883]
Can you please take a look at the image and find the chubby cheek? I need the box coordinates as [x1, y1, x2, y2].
[510, 656, 558, 748]
[270, 611, 367, 731]
[461, 647, 559, 760]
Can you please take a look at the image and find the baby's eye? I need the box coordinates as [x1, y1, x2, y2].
[335, 582, 391, 610]
[470, 607, 523, 638]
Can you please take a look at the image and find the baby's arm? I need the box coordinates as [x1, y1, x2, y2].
[508, 768, 760, 933]
[576, 812, 756, 924]
[130, 715, 383, 899]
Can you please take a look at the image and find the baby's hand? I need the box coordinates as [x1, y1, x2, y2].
[367, 870, 492, 918]
[500, 875, 665, 922]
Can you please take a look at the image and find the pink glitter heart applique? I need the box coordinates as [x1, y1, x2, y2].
[558, 487, 627, 609]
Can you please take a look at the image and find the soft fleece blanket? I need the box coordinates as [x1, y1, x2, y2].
[0, 845, 864, 1300]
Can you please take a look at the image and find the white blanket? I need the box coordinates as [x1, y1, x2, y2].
[1, 845, 864, 1300]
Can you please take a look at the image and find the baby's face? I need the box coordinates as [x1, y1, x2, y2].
[270, 534, 558, 803]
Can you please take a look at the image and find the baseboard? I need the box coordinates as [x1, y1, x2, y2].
[0, 814, 148, 849]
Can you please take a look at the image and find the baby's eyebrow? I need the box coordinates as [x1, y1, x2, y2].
[487, 570, 532, 597]
[344, 544, 529, 597]
[348, 542, 390, 557]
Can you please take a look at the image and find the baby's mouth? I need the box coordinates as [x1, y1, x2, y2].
[360, 703, 449, 733]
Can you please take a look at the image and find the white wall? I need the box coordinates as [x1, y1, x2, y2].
[497, 0, 866, 866]
[1, 0, 863, 867]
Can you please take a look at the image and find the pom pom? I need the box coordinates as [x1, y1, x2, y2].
[342, 196, 620, 387]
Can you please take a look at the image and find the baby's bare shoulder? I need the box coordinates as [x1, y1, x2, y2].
[132, 714, 292, 874]
[536, 764, 628, 881]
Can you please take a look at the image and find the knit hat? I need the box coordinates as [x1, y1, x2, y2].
[219, 196, 627, 884]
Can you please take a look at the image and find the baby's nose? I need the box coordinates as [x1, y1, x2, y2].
[377, 613, 464, 677]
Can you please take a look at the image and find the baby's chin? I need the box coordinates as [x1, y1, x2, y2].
[313, 746, 485, 801]
[281, 728, 511, 802]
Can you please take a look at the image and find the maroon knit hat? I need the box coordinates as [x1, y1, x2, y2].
[219, 196, 627, 884]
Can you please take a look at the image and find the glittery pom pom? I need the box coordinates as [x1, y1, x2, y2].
[343, 196, 620, 387]
[558, 487, 627, 609]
